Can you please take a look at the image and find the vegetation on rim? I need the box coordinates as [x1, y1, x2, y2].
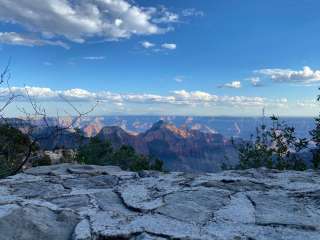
[237, 89, 320, 171]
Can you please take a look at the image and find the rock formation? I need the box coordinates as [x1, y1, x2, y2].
[1, 164, 320, 240]
[98, 121, 239, 172]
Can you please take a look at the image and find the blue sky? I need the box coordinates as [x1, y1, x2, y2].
[0, 0, 319, 116]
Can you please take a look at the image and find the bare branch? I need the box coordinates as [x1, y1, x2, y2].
[0, 60, 99, 176]
[0, 59, 11, 86]
[0, 60, 22, 116]
[8, 89, 99, 175]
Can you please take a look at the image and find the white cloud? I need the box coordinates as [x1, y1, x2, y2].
[249, 77, 263, 87]
[161, 43, 176, 50]
[0, 0, 177, 45]
[63, 88, 96, 99]
[140, 41, 177, 52]
[82, 56, 105, 60]
[141, 41, 155, 49]
[181, 8, 204, 17]
[219, 95, 265, 107]
[220, 81, 241, 89]
[256, 66, 320, 84]
[0, 32, 69, 48]
[152, 6, 179, 23]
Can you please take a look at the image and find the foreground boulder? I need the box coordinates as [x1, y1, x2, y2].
[0, 164, 320, 240]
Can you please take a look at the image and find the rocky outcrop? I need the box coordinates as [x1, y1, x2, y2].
[1, 164, 320, 240]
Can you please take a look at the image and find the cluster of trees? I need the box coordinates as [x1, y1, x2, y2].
[76, 137, 163, 172]
[309, 114, 320, 169]
[0, 124, 36, 178]
[0, 123, 60, 177]
[237, 116, 309, 171]
[237, 93, 320, 171]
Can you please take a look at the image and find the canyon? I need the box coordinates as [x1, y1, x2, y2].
[97, 120, 239, 172]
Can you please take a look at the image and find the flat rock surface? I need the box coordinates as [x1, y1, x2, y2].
[1, 164, 320, 240]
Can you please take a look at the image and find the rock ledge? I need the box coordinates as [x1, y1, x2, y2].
[1, 164, 320, 240]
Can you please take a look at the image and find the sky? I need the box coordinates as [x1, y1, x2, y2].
[0, 0, 320, 117]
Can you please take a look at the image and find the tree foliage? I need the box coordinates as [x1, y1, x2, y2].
[0, 124, 37, 177]
[238, 116, 308, 171]
[76, 137, 114, 166]
[307, 88, 320, 169]
[76, 137, 163, 172]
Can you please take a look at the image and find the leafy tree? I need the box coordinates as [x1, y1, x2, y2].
[269, 116, 308, 170]
[112, 146, 164, 171]
[238, 124, 272, 169]
[0, 124, 37, 178]
[112, 145, 144, 170]
[76, 137, 114, 166]
[150, 158, 164, 171]
[238, 116, 308, 171]
[309, 89, 320, 169]
[76, 137, 163, 172]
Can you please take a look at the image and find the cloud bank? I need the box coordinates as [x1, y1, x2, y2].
[0, 86, 288, 109]
[0, 0, 179, 47]
[0, 32, 69, 49]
